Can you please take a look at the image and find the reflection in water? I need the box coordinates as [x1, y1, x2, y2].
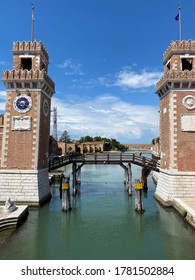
[0, 163, 195, 260]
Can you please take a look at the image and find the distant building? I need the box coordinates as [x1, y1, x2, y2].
[56, 141, 109, 155]
[124, 144, 151, 150]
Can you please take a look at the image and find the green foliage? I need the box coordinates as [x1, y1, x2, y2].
[59, 130, 71, 143]
[93, 136, 102, 141]
[83, 146, 88, 153]
[79, 135, 93, 143]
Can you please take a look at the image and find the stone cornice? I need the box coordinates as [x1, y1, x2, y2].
[156, 69, 195, 98]
[2, 69, 55, 96]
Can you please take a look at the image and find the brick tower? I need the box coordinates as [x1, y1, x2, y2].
[155, 40, 195, 205]
[0, 41, 55, 205]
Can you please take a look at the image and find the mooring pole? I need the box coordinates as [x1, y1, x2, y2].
[61, 175, 72, 211]
[124, 169, 127, 185]
[127, 163, 132, 196]
[134, 179, 144, 213]
[141, 166, 151, 191]
[76, 167, 81, 185]
[72, 162, 77, 195]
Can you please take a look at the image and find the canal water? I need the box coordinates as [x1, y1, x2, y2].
[0, 160, 195, 260]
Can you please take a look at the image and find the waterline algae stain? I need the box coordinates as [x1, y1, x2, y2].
[1, 164, 195, 260]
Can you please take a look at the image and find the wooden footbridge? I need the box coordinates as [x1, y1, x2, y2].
[48, 152, 160, 172]
[48, 152, 160, 193]
[49, 152, 160, 211]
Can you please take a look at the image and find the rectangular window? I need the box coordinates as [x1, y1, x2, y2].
[21, 58, 32, 70]
[182, 58, 192, 71]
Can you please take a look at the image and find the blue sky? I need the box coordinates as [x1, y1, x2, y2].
[0, 0, 194, 144]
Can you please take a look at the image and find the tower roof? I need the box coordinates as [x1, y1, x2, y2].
[13, 41, 49, 61]
[163, 40, 195, 65]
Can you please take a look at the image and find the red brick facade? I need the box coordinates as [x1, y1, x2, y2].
[125, 144, 151, 150]
[0, 41, 55, 205]
[156, 40, 195, 172]
[1, 41, 54, 170]
[57, 141, 108, 154]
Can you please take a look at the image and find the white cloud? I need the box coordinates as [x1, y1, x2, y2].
[65, 67, 163, 91]
[57, 59, 83, 76]
[51, 94, 159, 143]
[0, 91, 6, 99]
[0, 90, 159, 143]
[0, 91, 6, 112]
[115, 69, 163, 89]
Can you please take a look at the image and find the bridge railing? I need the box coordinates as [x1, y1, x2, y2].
[48, 154, 71, 171]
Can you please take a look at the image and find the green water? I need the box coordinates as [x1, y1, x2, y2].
[0, 163, 195, 260]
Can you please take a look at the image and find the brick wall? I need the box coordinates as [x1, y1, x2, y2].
[125, 144, 151, 150]
[160, 91, 195, 171]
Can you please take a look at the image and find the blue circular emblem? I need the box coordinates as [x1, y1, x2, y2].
[14, 95, 32, 113]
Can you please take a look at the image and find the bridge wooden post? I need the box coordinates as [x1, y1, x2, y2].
[127, 163, 132, 196]
[142, 166, 147, 191]
[76, 165, 81, 195]
[141, 167, 151, 191]
[124, 169, 128, 184]
[76, 167, 81, 185]
[72, 162, 77, 196]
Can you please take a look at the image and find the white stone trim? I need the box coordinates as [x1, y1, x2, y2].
[19, 55, 35, 58]
[33, 93, 41, 169]
[169, 93, 177, 170]
[182, 95, 195, 110]
[12, 116, 32, 131]
[180, 55, 195, 58]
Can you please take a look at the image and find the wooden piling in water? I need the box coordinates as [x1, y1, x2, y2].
[76, 167, 81, 185]
[61, 176, 72, 211]
[124, 169, 127, 184]
[134, 179, 144, 213]
[72, 162, 77, 195]
[141, 166, 151, 191]
[127, 163, 132, 196]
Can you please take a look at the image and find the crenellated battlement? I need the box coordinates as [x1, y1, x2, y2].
[3, 68, 48, 80]
[2, 69, 55, 95]
[163, 40, 195, 64]
[13, 41, 49, 60]
[156, 69, 195, 92]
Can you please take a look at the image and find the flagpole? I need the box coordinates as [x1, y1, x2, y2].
[178, 3, 182, 40]
[31, 3, 35, 42]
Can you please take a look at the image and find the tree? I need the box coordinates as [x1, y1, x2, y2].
[59, 130, 71, 143]
[93, 136, 102, 141]
[83, 146, 88, 153]
[79, 135, 93, 143]
[110, 138, 119, 150]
